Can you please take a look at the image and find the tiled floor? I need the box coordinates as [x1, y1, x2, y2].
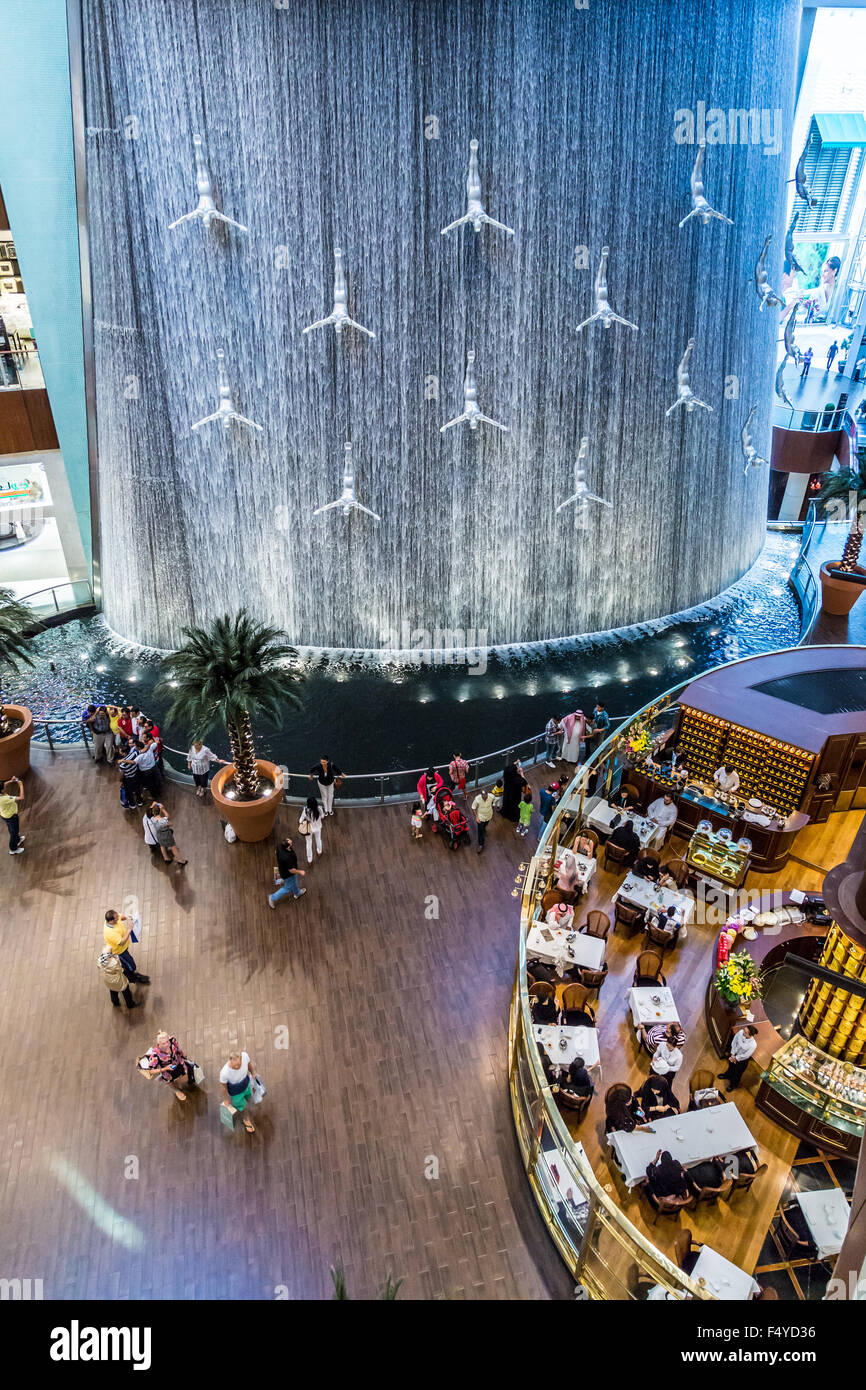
[753, 1143, 856, 1300]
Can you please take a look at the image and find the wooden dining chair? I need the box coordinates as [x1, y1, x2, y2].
[579, 964, 608, 995]
[633, 951, 666, 987]
[626, 1263, 657, 1301]
[730, 1160, 768, 1196]
[687, 1069, 717, 1112]
[555, 1089, 591, 1122]
[755, 1286, 779, 1301]
[575, 827, 600, 857]
[559, 982, 595, 1027]
[604, 1082, 632, 1111]
[644, 917, 678, 951]
[529, 981, 556, 1001]
[691, 1173, 733, 1206]
[646, 1189, 696, 1224]
[673, 1228, 701, 1275]
[583, 910, 611, 940]
[614, 901, 644, 938]
[603, 840, 633, 874]
[663, 859, 690, 888]
[620, 783, 641, 808]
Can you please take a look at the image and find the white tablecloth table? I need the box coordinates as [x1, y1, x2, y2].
[584, 798, 655, 847]
[795, 1188, 851, 1259]
[614, 874, 695, 924]
[689, 1246, 760, 1301]
[628, 986, 680, 1030]
[533, 1023, 600, 1070]
[607, 1103, 756, 1189]
[526, 922, 606, 970]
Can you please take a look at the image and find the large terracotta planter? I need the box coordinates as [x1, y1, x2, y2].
[211, 759, 284, 843]
[820, 561, 866, 616]
[0, 705, 33, 781]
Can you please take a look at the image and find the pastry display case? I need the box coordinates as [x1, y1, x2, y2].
[757, 1036, 866, 1158]
[686, 822, 750, 889]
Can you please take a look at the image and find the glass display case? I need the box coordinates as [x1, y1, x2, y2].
[687, 822, 750, 888]
[760, 1036, 866, 1147]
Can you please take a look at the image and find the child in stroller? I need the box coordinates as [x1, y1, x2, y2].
[433, 784, 471, 851]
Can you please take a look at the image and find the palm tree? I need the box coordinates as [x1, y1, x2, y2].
[156, 610, 303, 800]
[0, 588, 38, 737]
[819, 451, 866, 574]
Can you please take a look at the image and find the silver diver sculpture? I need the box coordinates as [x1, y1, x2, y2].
[191, 350, 262, 435]
[665, 338, 713, 417]
[440, 349, 509, 434]
[791, 139, 818, 209]
[775, 304, 802, 409]
[302, 247, 375, 340]
[741, 405, 768, 477]
[312, 443, 380, 520]
[754, 235, 784, 311]
[679, 141, 733, 229]
[169, 134, 248, 233]
[440, 139, 514, 239]
[574, 246, 639, 333]
[555, 437, 612, 529]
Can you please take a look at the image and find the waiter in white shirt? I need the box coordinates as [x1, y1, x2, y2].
[646, 791, 678, 849]
[718, 1023, 758, 1091]
[714, 763, 740, 794]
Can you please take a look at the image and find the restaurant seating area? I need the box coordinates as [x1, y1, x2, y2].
[524, 784, 864, 1297]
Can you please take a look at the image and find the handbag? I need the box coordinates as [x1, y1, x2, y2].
[334, 776, 344, 789]
[298, 817, 310, 836]
[193, 1063, 205, 1085]
[251, 1075, 267, 1104]
[219, 1102, 236, 1130]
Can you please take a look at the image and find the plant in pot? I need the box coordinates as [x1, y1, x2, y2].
[0, 587, 39, 781]
[714, 949, 764, 1016]
[818, 453, 866, 616]
[157, 610, 303, 843]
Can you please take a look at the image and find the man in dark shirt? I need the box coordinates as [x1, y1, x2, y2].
[268, 836, 307, 908]
[309, 755, 343, 817]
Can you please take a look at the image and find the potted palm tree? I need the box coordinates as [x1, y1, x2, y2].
[818, 454, 866, 615]
[0, 588, 38, 781]
[157, 610, 303, 843]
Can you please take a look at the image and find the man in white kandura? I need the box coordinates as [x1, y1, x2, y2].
[753, 235, 784, 312]
[645, 791, 678, 850]
[740, 405, 768, 477]
[191, 350, 263, 435]
[312, 443, 380, 520]
[440, 349, 509, 434]
[168, 134, 248, 233]
[664, 338, 713, 417]
[555, 437, 612, 528]
[302, 247, 375, 340]
[574, 246, 639, 333]
[678, 141, 733, 229]
[440, 138, 514, 238]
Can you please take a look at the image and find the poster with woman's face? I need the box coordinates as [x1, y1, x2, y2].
[781, 238, 843, 319]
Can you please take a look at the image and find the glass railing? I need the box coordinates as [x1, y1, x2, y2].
[772, 404, 855, 435]
[14, 579, 94, 618]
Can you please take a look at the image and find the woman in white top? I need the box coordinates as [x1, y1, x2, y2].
[187, 740, 226, 798]
[651, 1024, 684, 1077]
[299, 794, 324, 863]
[219, 1049, 257, 1133]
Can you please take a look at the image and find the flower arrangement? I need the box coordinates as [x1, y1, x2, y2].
[623, 719, 652, 762]
[714, 949, 764, 1007]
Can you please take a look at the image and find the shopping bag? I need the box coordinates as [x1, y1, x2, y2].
[130, 913, 142, 944]
[251, 1075, 267, 1104]
[224, 822, 237, 843]
[220, 1102, 236, 1130]
[193, 1063, 205, 1086]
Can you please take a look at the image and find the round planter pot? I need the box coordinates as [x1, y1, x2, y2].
[0, 705, 33, 781]
[211, 759, 284, 843]
[820, 561, 866, 616]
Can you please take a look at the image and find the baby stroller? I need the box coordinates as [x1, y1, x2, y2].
[433, 784, 471, 851]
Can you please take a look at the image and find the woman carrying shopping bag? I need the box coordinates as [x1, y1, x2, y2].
[219, 1049, 262, 1134]
[298, 795, 324, 864]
